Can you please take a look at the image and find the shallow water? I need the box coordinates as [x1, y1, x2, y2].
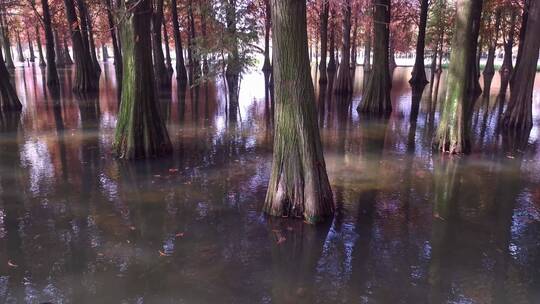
[0, 63, 539, 303]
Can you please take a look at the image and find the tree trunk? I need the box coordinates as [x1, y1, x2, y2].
[84, 8, 101, 75]
[27, 30, 35, 62]
[496, 10, 517, 112]
[53, 30, 65, 68]
[358, 0, 392, 116]
[0, 13, 15, 70]
[334, 0, 352, 95]
[41, 0, 59, 88]
[35, 25, 46, 67]
[434, 0, 483, 154]
[226, 0, 241, 122]
[170, 0, 187, 86]
[62, 36, 74, 65]
[327, 9, 336, 79]
[187, 0, 200, 85]
[63, 0, 98, 92]
[482, 10, 501, 98]
[152, 0, 171, 88]
[511, 0, 529, 89]
[102, 45, 108, 62]
[114, 0, 172, 159]
[16, 33, 25, 63]
[363, 28, 371, 71]
[409, 0, 429, 88]
[163, 19, 174, 76]
[265, 0, 334, 223]
[389, 35, 397, 71]
[104, 0, 123, 86]
[318, 0, 329, 84]
[0, 50, 22, 111]
[502, 0, 540, 133]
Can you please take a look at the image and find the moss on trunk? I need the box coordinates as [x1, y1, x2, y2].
[434, 0, 483, 154]
[358, 0, 392, 116]
[264, 0, 334, 224]
[113, 0, 172, 160]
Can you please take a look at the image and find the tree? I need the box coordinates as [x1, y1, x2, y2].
[63, 0, 99, 92]
[114, 0, 172, 159]
[334, 0, 352, 95]
[318, 0, 329, 84]
[482, 7, 501, 98]
[409, 0, 429, 89]
[104, 0, 123, 86]
[502, 0, 540, 133]
[0, 49, 22, 111]
[152, 0, 171, 88]
[434, 0, 483, 154]
[264, 0, 334, 223]
[35, 25, 46, 67]
[170, 0, 187, 86]
[41, 0, 60, 88]
[358, 0, 392, 115]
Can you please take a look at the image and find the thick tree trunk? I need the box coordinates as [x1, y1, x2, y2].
[170, 0, 187, 86]
[265, 0, 334, 223]
[358, 0, 392, 116]
[226, 0, 241, 122]
[511, 0, 529, 89]
[63, 0, 98, 92]
[41, 0, 59, 88]
[114, 0, 172, 159]
[389, 35, 397, 71]
[434, 0, 483, 154]
[27, 30, 35, 62]
[35, 25, 46, 67]
[152, 0, 171, 88]
[0, 13, 15, 70]
[363, 29, 371, 71]
[482, 10, 501, 98]
[502, 0, 540, 133]
[334, 0, 352, 95]
[0, 50, 22, 111]
[318, 0, 329, 84]
[409, 0, 429, 88]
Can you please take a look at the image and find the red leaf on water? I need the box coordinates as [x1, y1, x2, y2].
[169, 168, 179, 173]
[159, 250, 170, 257]
[7, 260, 18, 268]
[175, 232, 185, 238]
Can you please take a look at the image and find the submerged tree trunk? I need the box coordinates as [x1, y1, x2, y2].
[496, 10, 517, 111]
[318, 0, 329, 84]
[163, 19, 174, 76]
[105, 0, 122, 87]
[170, 0, 188, 86]
[41, 0, 59, 88]
[152, 0, 171, 88]
[54, 30, 65, 68]
[482, 10, 502, 98]
[62, 36, 74, 65]
[511, 0, 529, 89]
[434, 0, 483, 154]
[358, 0, 392, 115]
[409, 0, 429, 88]
[35, 25, 46, 67]
[63, 0, 98, 92]
[226, 0, 241, 122]
[327, 10, 336, 79]
[84, 8, 101, 75]
[265, 0, 334, 223]
[16, 33, 25, 63]
[0, 50, 22, 111]
[502, 0, 540, 133]
[27, 30, 35, 62]
[363, 28, 371, 71]
[334, 0, 352, 95]
[114, 0, 172, 159]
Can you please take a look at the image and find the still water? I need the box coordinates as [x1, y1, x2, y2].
[0, 63, 539, 303]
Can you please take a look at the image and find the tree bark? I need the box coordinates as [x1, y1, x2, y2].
[0, 13, 15, 70]
[502, 0, 540, 133]
[482, 10, 501, 98]
[318, 0, 329, 84]
[334, 0, 352, 95]
[0, 49, 22, 111]
[409, 0, 429, 88]
[511, 0, 529, 89]
[363, 28, 371, 71]
[434, 0, 483, 154]
[114, 0, 172, 159]
[170, 0, 188, 86]
[63, 0, 98, 92]
[358, 0, 392, 116]
[264, 0, 334, 223]
[41, 0, 59, 88]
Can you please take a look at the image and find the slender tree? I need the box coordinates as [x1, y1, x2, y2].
[104, 0, 123, 84]
[41, 0, 59, 87]
[434, 0, 483, 153]
[26, 30, 35, 62]
[502, 0, 540, 133]
[264, 0, 334, 223]
[358, 0, 392, 115]
[496, 9, 517, 110]
[0, 12, 15, 69]
[170, 0, 187, 85]
[114, 0, 172, 159]
[152, 0, 171, 88]
[35, 25, 46, 67]
[334, 0, 352, 95]
[16, 32, 25, 62]
[409, 0, 429, 88]
[482, 9, 501, 98]
[318, 0, 329, 84]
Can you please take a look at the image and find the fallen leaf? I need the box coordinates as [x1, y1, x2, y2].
[175, 232, 185, 238]
[159, 250, 170, 257]
[7, 260, 18, 268]
[169, 168, 179, 173]
[276, 236, 286, 245]
[129, 226, 136, 231]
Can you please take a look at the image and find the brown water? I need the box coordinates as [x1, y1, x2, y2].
[0, 63, 539, 303]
